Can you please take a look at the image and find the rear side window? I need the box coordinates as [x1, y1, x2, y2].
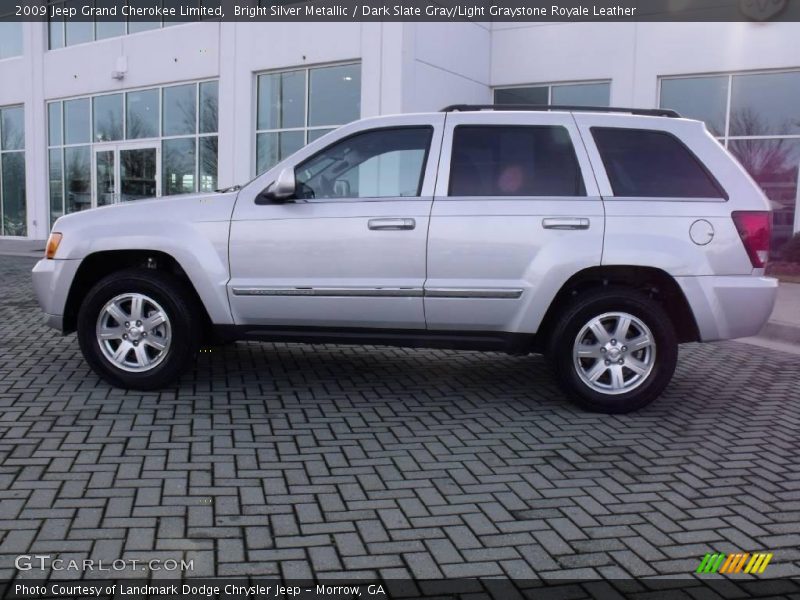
[449, 126, 585, 197]
[592, 127, 725, 198]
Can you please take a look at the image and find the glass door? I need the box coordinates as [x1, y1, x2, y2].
[93, 142, 160, 207]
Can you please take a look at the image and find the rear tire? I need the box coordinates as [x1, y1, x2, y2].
[548, 288, 677, 414]
[77, 269, 200, 390]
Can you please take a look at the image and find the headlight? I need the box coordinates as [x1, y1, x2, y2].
[45, 232, 63, 259]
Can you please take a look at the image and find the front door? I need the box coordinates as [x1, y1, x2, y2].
[228, 114, 445, 330]
[93, 143, 160, 207]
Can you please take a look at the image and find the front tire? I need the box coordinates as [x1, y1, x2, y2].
[548, 288, 678, 414]
[77, 269, 200, 390]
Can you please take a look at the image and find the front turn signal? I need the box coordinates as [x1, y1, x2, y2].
[45, 232, 63, 259]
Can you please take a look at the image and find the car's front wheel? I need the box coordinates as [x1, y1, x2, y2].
[77, 269, 200, 390]
[548, 288, 678, 414]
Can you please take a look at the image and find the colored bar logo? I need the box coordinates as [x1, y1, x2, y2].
[696, 552, 773, 574]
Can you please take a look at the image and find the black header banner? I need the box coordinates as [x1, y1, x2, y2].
[4, 0, 800, 22]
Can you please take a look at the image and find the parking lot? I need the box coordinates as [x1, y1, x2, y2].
[1, 255, 799, 581]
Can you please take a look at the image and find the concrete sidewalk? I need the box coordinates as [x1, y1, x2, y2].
[0, 238, 797, 343]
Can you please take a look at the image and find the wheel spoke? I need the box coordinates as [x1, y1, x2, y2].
[144, 312, 167, 330]
[589, 320, 611, 345]
[585, 360, 607, 382]
[626, 357, 650, 375]
[112, 341, 133, 362]
[144, 337, 166, 351]
[627, 334, 652, 353]
[609, 364, 625, 389]
[133, 344, 151, 368]
[105, 302, 128, 326]
[614, 315, 632, 341]
[98, 326, 123, 340]
[577, 343, 600, 358]
[130, 295, 145, 321]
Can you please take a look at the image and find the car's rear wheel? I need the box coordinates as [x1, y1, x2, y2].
[77, 269, 200, 390]
[548, 288, 677, 414]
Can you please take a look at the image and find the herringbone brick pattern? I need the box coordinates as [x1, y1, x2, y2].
[1, 256, 799, 580]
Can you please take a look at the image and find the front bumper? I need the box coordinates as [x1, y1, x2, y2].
[675, 275, 778, 342]
[31, 258, 81, 333]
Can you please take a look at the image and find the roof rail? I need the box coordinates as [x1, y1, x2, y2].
[441, 104, 681, 118]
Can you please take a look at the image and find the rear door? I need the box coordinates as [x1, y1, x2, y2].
[425, 111, 605, 334]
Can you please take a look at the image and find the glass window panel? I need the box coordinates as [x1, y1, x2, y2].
[120, 147, 158, 202]
[296, 128, 432, 199]
[1, 107, 25, 151]
[163, 137, 196, 195]
[48, 103, 62, 146]
[96, 20, 126, 40]
[592, 127, 724, 198]
[49, 17, 65, 50]
[163, 84, 197, 137]
[64, 98, 90, 145]
[308, 128, 335, 143]
[730, 71, 800, 136]
[0, 21, 23, 59]
[64, 146, 91, 213]
[660, 76, 728, 137]
[93, 94, 123, 142]
[449, 126, 585, 197]
[1, 152, 26, 236]
[256, 131, 304, 175]
[308, 64, 361, 127]
[65, 0, 93, 46]
[552, 82, 610, 107]
[199, 81, 218, 134]
[126, 89, 159, 139]
[257, 70, 304, 131]
[199, 136, 218, 192]
[49, 148, 64, 226]
[494, 86, 549, 105]
[128, 0, 161, 34]
[729, 138, 800, 254]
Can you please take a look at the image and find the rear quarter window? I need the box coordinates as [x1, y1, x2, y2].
[591, 127, 726, 199]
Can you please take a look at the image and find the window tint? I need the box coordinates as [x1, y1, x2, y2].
[449, 126, 585, 197]
[295, 127, 431, 200]
[592, 128, 724, 198]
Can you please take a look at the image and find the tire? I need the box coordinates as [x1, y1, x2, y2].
[77, 268, 201, 390]
[547, 288, 678, 414]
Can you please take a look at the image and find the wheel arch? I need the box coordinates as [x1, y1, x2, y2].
[536, 265, 701, 348]
[63, 250, 213, 336]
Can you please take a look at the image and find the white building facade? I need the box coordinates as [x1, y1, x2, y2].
[1, 19, 799, 253]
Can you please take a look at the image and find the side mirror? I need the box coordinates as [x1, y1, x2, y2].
[255, 167, 296, 204]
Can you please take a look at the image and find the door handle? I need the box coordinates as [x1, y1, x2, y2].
[542, 217, 590, 230]
[368, 218, 416, 231]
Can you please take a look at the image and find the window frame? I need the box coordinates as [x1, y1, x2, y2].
[590, 126, 729, 200]
[292, 125, 434, 203]
[493, 79, 612, 107]
[254, 61, 361, 176]
[447, 124, 588, 198]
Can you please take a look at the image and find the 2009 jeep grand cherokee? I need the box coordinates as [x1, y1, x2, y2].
[32, 105, 778, 413]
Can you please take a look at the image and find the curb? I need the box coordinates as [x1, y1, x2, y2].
[758, 321, 800, 346]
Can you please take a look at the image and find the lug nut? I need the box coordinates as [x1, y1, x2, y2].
[618, 359, 624, 365]
[621, 346, 627, 352]
[604, 359, 611, 365]
[125, 322, 130, 327]
[122, 334, 128, 339]
[611, 339, 617, 345]
[600, 347, 606, 353]
[136, 320, 142, 326]
[133, 341, 139, 346]
[142, 332, 147, 337]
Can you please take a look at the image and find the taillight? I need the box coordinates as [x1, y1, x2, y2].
[731, 211, 770, 268]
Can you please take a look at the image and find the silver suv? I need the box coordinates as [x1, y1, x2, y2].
[32, 105, 778, 413]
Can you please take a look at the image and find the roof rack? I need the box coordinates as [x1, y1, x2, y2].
[441, 104, 681, 118]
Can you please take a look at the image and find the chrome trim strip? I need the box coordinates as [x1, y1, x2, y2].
[232, 287, 424, 297]
[232, 287, 524, 299]
[424, 288, 524, 299]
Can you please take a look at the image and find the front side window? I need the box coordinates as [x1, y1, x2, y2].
[449, 126, 585, 197]
[294, 127, 431, 200]
[592, 127, 724, 199]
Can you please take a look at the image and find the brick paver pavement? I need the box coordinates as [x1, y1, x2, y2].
[1, 255, 799, 581]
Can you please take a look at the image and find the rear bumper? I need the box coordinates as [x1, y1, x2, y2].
[675, 275, 778, 342]
[31, 258, 81, 333]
